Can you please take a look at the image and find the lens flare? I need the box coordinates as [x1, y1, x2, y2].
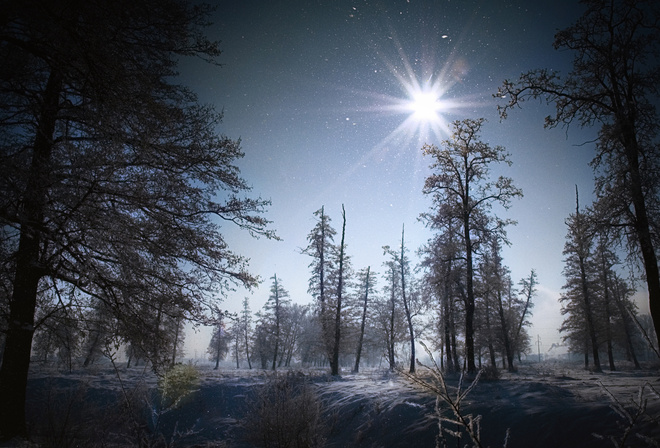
[409, 90, 441, 121]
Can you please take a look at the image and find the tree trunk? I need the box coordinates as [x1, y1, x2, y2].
[584, 343, 589, 370]
[442, 261, 455, 373]
[272, 274, 280, 371]
[601, 265, 616, 371]
[484, 297, 497, 367]
[513, 270, 536, 356]
[353, 267, 370, 373]
[389, 284, 396, 371]
[400, 226, 415, 374]
[614, 279, 641, 370]
[451, 313, 460, 371]
[496, 288, 515, 372]
[579, 256, 602, 373]
[172, 316, 181, 366]
[0, 69, 62, 441]
[318, 207, 331, 362]
[622, 135, 660, 351]
[83, 330, 101, 368]
[464, 210, 477, 373]
[244, 331, 252, 369]
[214, 342, 221, 370]
[235, 330, 240, 369]
[331, 206, 346, 376]
[243, 306, 252, 369]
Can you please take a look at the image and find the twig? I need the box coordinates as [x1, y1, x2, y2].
[399, 341, 508, 448]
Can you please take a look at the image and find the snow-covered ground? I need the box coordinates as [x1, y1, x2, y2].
[22, 361, 660, 447]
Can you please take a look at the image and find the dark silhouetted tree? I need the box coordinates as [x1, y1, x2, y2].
[384, 226, 417, 373]
[420, 224, 464, 373]
[513, 269, 537, 359]
[278, 303, 308, 368]
[479, 238, 516, 371]
[380, 254, 402, 371]
[496, 0, 660, 349]
[0, 0, 275, 438]
[611, 275, 641, 369]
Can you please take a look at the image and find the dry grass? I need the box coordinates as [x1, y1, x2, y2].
[400, 343, 509, 448]
[241, 371, 327, 448]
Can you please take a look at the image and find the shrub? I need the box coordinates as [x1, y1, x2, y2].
[158, 363, 200, 408]
[242, 372, 326, 448]
[480, 364, 500, 381]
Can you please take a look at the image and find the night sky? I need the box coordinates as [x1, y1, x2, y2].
[181, 0, 629, 357]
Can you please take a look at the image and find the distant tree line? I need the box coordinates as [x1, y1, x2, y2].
[210, 120, 538, 375]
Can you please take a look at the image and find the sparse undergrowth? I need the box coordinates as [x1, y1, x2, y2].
[400, 343, 509, 448]
[18, 361, 660, 447]
[241, 371, 326, 448]
[595, 382, 660, 448]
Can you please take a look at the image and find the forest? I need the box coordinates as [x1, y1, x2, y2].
[1, 0, 659, 446]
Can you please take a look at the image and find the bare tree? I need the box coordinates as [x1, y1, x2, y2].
[496, 0, 660, 349]
[420, 226, 463, 373]
[513, 269, 537, 358]
[422, 118, 522, 372]
[353, 266, 376, 373]
[384, 226, 417, 373]
[481, 238, 516, 371]
[0, 0, 276, 439]
[278, 304, 308, 368]
[380, 256, 402, 371]
[611, 275, 642, 369]
[330, 205, 348, 376]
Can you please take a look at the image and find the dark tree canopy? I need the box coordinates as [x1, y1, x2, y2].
[496, 0, 660, 349]
[0, 0, 275, 439]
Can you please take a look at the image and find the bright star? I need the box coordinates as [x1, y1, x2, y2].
[382, 72, 457, 148]
[409, 90, 441, 121]
[333, 30, 484, 184]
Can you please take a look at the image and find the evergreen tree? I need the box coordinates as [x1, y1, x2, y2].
[264, 274, 291, 371]
[208, 318, 230, 370]
[302, 207, 337, 361]
[560, 190, 602, 372]
[241, 297, 253, 369]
